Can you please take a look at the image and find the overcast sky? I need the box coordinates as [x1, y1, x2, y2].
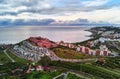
[0, 0, 120, 24]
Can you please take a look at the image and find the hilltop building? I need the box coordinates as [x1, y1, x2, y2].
[56, 41, 75, 48]
[76, 45, 112, 56]
[29, 37, 57, 49]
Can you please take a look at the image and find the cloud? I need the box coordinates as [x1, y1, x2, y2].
[0, 18, 109, 26]
[0, 19, 12, 25]
[82, 0, 109, 7]
[0, 0, 120, 24]
[0, 18, 55, 26]
[0, 0, 118, 15]
[0, 0, 52, 14]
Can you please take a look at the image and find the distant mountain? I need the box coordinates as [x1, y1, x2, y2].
[0, 18, 119, 27]
[0, 19, 55, 26]
[50, 18, 116, 26]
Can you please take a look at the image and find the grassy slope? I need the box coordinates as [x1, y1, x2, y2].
[52, 47, 95, 59]
[96, 66, 120, 76]
[107, 41, 120, 54]
[25, 70, 62, 79]
[6, 49, 30, 63]
[0, 47, 11, 64]
[67, 73, 84, 79]
[50, 61, 120, 79]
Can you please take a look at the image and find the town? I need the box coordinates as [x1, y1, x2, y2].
[12, 35, 115, 63]
[0, 26, 120, 79]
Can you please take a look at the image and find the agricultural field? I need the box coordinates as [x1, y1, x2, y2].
[67, 73, 84, 79]
[50, 60, 120, 79]
[24, 70, 63, 79]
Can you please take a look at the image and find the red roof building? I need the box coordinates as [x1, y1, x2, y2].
[85, 47, 89, 54]
[80, 46, 83, 52]
[44, 66, 50, 71]
[103, 51, 108, 56]
[57, 41, 75, 48]
[96, 50, 100, 56]
[29, 37, 57, 49]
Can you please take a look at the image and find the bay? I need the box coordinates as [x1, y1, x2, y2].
[0, 26, 92, 44]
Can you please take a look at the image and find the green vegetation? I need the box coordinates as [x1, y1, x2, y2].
[0, 74, 21, 79]
[116, 42, 120, 47]
[0, 26, 120, 79]
[67, 73, 84, 79]
[94, 57, 120, 69]
[110, 47, 120, 54]
[24, 70, 63, 79]
[90, 26, 120, 33]
[0, 47, 31, 79]
[106, 42, 120, 54]
[50, 61, 120, 79]
[0, 47, 11, 64]
[6, 49, 30, 63]
[112, 42, 120, 54]
[56, 75, 64, 79]
[0, 62, 27, 75]
[52, 47, 94, 59]
[38, 56, 52, 66]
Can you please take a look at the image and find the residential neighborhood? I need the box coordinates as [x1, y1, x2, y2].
[0, 26, 120, 79]
[0, 0, 120, 78]
[13, 41, 51, 62]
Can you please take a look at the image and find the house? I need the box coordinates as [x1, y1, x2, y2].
[36, 65, 43, 71]
[86, 41, 94, 47]
[103, 51, 108, 56]
[102, 31, 114, 37]
[99, 45, 108, 51]
[57, 41, 75, 48]
[26, 68, 35, 74]
[89, 50, 96, 55]
[85, 47, 89, 54]
[76, 47, 80, 52]
[13, 41, 51, 62]
[97, 58, 106, 63]
[44, 66, 50, 71]
[76, 45, 112, 56]
[96, 50, 100, 56]
[29, 37, 57, 49]
[79, 46, 85, 53]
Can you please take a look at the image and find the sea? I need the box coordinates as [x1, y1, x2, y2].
[0, 26, 93, 44]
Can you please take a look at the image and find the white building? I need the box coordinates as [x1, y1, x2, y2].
[13, 41, 51, 62]
[99, 45, 108, 51]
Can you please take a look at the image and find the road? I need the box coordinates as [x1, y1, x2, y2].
[49, 51, 97, 63]
[51, 66, 98, 79]
[53, 71, 95, 79]
[112, 42, 120, 50]
[53, 73, 64, 79]
[3, 49, 15, 62]
[53, 72, 68, 79]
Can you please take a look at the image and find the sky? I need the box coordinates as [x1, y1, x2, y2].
[0, 0, 120, 25]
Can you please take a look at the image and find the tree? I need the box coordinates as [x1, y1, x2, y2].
[38, 56, 51, 66]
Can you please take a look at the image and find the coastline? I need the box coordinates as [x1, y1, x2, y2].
[0, 26, 92, 44]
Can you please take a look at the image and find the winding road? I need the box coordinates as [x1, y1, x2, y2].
[3, 49, 15, 62]
[53, 71, 93, 79]
[49, 51, 97, 63]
